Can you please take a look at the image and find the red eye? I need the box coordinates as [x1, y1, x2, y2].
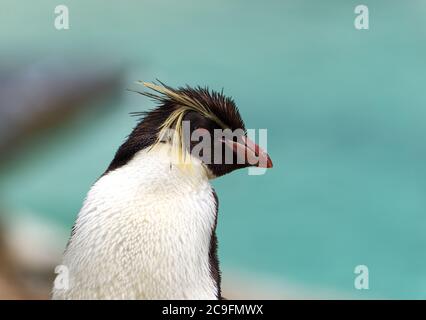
[194, 128, 210, 135]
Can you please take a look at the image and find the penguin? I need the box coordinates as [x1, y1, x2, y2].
[52, 81, 273, 300]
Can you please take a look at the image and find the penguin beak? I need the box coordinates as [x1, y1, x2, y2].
[223, 136, 273, 168]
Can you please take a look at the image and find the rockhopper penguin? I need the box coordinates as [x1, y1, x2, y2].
[52, 82, 273, 299]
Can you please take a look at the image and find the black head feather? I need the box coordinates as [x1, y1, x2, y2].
[106, 81, 247, 176]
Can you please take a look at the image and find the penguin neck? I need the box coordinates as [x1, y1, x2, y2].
[60, 143, 220, 299]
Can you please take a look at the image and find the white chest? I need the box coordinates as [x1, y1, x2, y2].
[53, 145, 218, 299]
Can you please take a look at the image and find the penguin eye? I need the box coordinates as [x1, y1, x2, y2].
[194, 127, 209, 135]
[191, 127, 211, 144]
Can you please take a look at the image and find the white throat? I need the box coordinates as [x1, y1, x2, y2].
[53, 144, 218, 299]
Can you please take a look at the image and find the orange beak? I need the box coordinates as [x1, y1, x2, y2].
[223, 136, 273, 168]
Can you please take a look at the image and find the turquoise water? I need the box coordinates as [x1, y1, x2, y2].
[1, 0, 426, 298]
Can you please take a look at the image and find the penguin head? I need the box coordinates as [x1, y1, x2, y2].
[107, 81, 272, 178]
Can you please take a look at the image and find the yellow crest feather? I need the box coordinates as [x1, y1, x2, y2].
[139, 81, 228, 166]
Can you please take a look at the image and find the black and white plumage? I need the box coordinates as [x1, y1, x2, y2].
[52, 82, 272, 300]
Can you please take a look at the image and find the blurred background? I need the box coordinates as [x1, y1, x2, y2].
[1, 0, 426, 299]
